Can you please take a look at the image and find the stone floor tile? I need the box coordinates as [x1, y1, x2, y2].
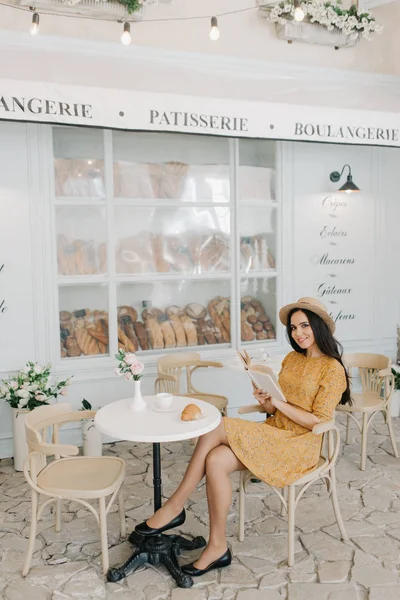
[300, 532, 353, 561]
[219, 562, 258, 587]
[288, 583, 358, 599]
[236, 590, 281, 599]
[259, 569, 287, 588]
[368, 585, 400, 600]
[61, 568, 107, 599]
[4, 580, 50, 600]
[352, 534, 400, 558]
[171, 589, 207, 600]
[317, 561, 351, 583]
[351, 564, 398, 587]
[362, 489, 393, 511]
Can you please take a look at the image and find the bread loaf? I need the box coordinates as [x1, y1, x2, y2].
[185, 303, 207, 320]
[181, 403, 202, 421]
[241, 322, 255, 342]
[158, 314, 176, 348]
[133, 321, 150, 350]
[168, 314, 187, 347]
[118, 327, 136, 353]
[143, 314, 164, 349]
[65, 335, 81, 357]
[118, 306, 138, 322]
[180, 315, 198, 346]
[119, 316, 139, 352]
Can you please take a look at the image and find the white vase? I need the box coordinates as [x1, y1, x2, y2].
[389, 390, 400, 418]
[12, 408, 29, 472]
[128, 379, 147, 411]
[82, 419, 103, 457]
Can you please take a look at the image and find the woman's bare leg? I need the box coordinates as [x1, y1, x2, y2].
[193, 445, 245, 569]
[146, 419, 229, 528]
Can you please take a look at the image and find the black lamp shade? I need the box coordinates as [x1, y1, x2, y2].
[338, 175, 360, 194]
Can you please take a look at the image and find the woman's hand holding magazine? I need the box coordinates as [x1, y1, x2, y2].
[237, 350, 287, 403]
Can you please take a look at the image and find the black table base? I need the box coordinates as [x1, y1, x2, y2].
[107, 531, 206, 588]
[106, 442, 207, 588]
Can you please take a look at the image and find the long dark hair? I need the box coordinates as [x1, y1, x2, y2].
[286, 308, 351, 406]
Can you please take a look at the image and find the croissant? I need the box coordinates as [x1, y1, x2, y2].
[181, 404, 202, 422]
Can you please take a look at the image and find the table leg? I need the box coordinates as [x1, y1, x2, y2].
[107, 440, 206, 588]
[153, 442, 162, 511]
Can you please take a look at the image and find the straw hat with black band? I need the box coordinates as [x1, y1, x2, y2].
[279, 297, 336, 334]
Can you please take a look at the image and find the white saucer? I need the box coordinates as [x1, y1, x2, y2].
[151, 403, 178, 413]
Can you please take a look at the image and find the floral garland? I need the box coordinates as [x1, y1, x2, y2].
[267, 1, 383, 40]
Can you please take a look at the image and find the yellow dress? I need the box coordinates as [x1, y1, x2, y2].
[224, 351, 346, 488]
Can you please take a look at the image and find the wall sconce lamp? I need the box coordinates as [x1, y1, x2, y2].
[329, 164, 360, 194]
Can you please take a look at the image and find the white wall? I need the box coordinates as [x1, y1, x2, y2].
[1, 1, 400, 75]
[0, 122, 398, 457]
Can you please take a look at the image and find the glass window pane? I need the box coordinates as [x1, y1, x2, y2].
[53, 127, 105, 198]
[239, 207, 276, 273]
[239, 139, 276, 202]
[59, 285, 109, 359]
[115, 206, 230, 275]
[240, 278, 276, 344]
[117, 280, 231, 352]
[113, 131, 230, 203]
[56, 206, 107, 275]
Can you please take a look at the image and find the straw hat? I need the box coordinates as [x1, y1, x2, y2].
[279, 297, 336, 334]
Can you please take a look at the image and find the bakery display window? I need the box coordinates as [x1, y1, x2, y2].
[52, 127, 278, 362]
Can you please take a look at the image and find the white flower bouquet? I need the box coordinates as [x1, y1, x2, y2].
[0, 362, 71, 411]
[392, 364, 400, 391]
[114, 349, 144, 381]
[267, 1, 383, 40]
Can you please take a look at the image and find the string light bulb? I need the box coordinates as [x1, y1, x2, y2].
[209, 16, 220, 41]
[30, 12, 39, 36]
[121, 22, 131, 46]
[293, 0, 305, 22]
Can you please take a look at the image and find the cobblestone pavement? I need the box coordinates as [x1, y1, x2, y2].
[1, 414, 400, 600]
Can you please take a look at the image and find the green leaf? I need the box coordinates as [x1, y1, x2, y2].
[82, 398, 92, 410]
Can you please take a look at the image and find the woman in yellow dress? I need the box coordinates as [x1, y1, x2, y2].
[135, 297, 351, 576]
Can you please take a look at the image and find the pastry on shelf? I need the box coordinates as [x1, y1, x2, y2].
[197, 233, 230, 273]
[241, 295, 275, 341]
[158, 162, 189, 199]
[157, 314, 176, 348]
[142, 310, 164, 350]
[118, 315, 139, 352]
[54, 158, 105, 197]
[113, 162, 156, 199]
[57, 234, 99, 276]
[179, 315, 198, 347]
[164, 235, 193, 273]
[166, 306, 187, 348]
[133, 321, 150, 351]
[116, 231, 155, 274]
[208, 297, 230, 343]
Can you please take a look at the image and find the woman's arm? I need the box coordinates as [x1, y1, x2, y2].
[270, 397, 319, 430]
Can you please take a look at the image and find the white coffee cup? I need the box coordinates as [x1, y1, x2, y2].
[155, 392, 173, 410]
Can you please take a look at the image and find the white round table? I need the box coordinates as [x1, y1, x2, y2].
[95, 395, 221, 444]
[95, 395, 221, 588]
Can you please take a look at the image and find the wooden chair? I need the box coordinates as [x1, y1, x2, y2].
[155, 352, 228, 415]
[22, 403, 126, 576]
[237, 404, 348, 567]
[337, 353, 399, 471]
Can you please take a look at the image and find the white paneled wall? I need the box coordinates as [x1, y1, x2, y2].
[0, 122, 398, 457]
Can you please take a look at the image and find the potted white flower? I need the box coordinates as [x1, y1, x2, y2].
[80, 399, 103, 457]
[390, 365, 400, 418]
[260, 1, 383, 48]
[0, 362, 71, 470]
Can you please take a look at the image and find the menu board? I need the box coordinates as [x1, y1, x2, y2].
[293, 191, 374, 342]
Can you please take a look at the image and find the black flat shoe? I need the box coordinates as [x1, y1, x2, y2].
[134, 508, 186, 537]
[181, 548, 232, 576]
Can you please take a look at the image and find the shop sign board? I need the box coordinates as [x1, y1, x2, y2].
[1, 78, 400, 147]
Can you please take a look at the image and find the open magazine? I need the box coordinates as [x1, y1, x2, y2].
[237, 350, 287, 403]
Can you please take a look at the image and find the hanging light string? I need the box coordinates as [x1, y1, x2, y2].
[0, 1, 275, 25]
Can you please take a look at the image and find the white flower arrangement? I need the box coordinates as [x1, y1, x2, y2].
[114, 349, 144, 381]
[0, 362, 71, 411]
[267, 1, 383, 40]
